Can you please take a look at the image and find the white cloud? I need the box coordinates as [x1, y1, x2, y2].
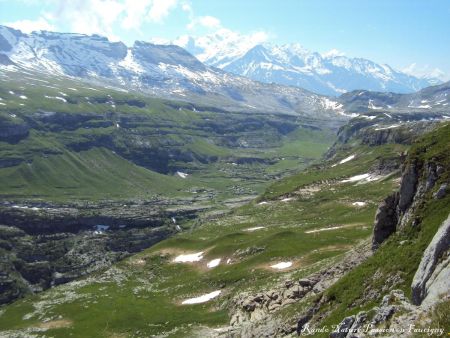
[6, 0, 180, 41]
[121, 0, 153, 30]
[181, 1, 193, 14]
[188, 15, 221, 30]
[147, 0, 178, 22]
[4, 0, 273, 66]
[198, 16, 221, 28]
[5, 17, 55, 33]
[121, 0, 178, 31]
[48, 0, 125, 41]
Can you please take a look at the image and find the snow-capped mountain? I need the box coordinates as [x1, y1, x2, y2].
[0, 25, 352, 119]
[176, 36, 441, 96]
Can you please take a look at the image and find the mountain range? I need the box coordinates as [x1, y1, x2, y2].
[1, 24, 446, 121]
[176, 34, 441, 96]
[0, 25, 349, 119]
[0, 22, 449, 338]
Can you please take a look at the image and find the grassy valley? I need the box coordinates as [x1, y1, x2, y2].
[0, 69, 335, 204]
[1, 9, 449, 338]
[1, 115, 428, 337]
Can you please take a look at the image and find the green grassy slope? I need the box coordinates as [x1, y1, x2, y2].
[0, 147, 188, 200]
[0, 125, 407, 337]
[313, 123, 450, 333]
[0, 70, 336, 203]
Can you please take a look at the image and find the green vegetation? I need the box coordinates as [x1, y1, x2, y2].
[0, 71, 335, 203]
[0, 130, 404, 337]
[0, 147, 189, 200]
[314, 123, 450, 334]
[1, 70, 448, 338]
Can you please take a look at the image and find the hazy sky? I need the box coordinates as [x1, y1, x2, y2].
[1, 0, 449, 79]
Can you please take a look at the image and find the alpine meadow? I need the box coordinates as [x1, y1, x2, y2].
[0, 1, 449, 337]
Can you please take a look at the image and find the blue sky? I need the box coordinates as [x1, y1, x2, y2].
[1, 0, 449, 79]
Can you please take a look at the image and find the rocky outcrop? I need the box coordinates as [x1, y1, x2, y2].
[329, 315, 355, 338]
[333, 290, 418, 337]
[328, 286, 449, 337]
[0, 200, 203, 305]
[333, 117, 440, 149]
[372, 193, 398, 250]
[227, 242, 372, 337]
[411, 213, 450, 305]
[397, 162, 419, 212]
[433, 183, 448, 199]
[372, 157, 448, 250]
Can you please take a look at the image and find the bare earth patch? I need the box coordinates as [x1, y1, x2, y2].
[37, 319, 73, 329]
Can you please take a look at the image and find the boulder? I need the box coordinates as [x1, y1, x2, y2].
[296, 314, 312, 335]
[433, 183, 447, 199]
[330, 315, 355, 338]
[411, 213, 450, 305]
[298, 278, 314, 287]
[421, 254, 450, 308]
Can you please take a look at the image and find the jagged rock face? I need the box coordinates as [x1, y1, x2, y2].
[372, 153, 448, 250]
[372, 194, 399, 250]
[411, 214, 450, 305]
[0, 222, 171, 305]
[424, 163, 439, 191]
[397, 162, 419, 212]
[0, 201, 203, 305]
[332, 118, 444, 154]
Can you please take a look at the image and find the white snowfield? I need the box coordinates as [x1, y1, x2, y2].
[207, 258, 221, 268]
[341, 173, 370, 182]
[176, 171, 189, 179]
[339, 154, 356, 164]
[244, 226, 265, 232]
[368, 99, 384, 110]
[258, 201, 269, 205]
[281, 197, 294, 202]
[352, 201, 367, 207]
[360, 115, 377, 120]
[305, 226, 345, 234]
[340, 173, 381, 183]
[270, 262, 292, 270]
[375, 124, 401, 131]
[181, 290, 221, 305]
[45, 95, 67, 103]
[173, 252, 204, 263]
